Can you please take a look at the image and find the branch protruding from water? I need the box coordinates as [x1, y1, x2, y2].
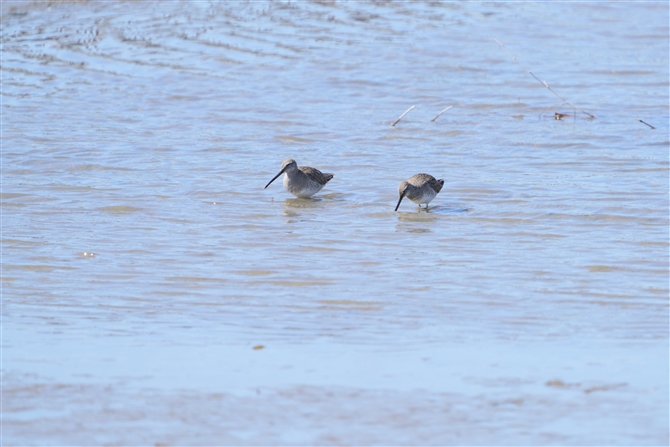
[391, 105, 415, 127]
[637, 118, 655, 129]
[494, 38, 595, 119]
[430, 105, 453, 122]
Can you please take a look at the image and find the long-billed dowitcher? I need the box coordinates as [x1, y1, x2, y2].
[395, 173, 444, 211]
[264, 158, 333, 198]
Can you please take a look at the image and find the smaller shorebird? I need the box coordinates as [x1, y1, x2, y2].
[395, 174, 444, 211]
[264, 158, 333, 198]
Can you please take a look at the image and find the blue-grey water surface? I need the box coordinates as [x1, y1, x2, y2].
[2, 1, 669, 445]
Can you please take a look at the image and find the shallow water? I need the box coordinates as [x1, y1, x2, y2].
[3, 1, 669, 445]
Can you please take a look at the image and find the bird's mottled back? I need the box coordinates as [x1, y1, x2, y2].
[300, 166, 333, 186]
[407, 173, 444, 193]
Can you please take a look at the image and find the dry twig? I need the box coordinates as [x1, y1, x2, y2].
[430, 105, 453, 122]
[495, 38, 595, 119]
[391, 105, 415, 127]
[637, 118, 655, 129]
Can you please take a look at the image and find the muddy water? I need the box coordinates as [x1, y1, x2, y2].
[3, 1, 669, 445]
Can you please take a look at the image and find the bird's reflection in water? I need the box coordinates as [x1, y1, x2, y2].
[282, 197, 324, 209]
[395, 205, 469, 232]
[280, 197, 325, 224]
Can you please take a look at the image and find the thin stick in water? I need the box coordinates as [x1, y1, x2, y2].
[494, 38, 595, 119]
[430, 105, 453, 122]
[637, 118, 655, 129]
[392, 105, 415, 127]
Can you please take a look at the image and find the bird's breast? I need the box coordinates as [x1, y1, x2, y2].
[283, 172, 322, 198]
[407, 188, 437, 205]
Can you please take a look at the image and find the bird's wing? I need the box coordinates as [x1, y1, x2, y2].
[409, 173, 434, 185]
[410, 174, 442, 193]
[300, 166, 333, 185]
[428, 178, 444, 193]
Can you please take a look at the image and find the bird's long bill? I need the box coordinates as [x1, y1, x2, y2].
[394, 191, 406, 211]
[264, 168, 285, 189]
